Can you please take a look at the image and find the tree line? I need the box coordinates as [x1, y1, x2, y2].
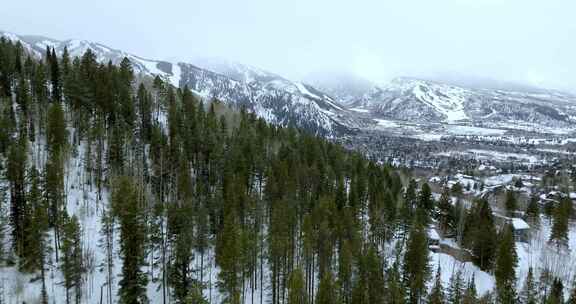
[0, 36, 575, 304]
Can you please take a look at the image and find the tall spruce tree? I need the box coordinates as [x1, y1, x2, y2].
[462, 276, 478, 304]
[288, 268, 308, 304]
[464, 198, 497, 270]
[61, 214, 83, 304]
[113, 176, 148, 304]
[215, 209, 241, 304]
[403, 224, 430, 304]
[427, 266, 445, 304]
[7, 137, 27, 257]
[316, 271, 338, 304]
[436, 189, 455, 236]
[385, 262, 405, 304]
[447, 270, 465, 304]
[22, 166, 49, 273]
[49, 47, 61, 102]
[549, 198, 570, 248]
[568, 275, 576, 304]
[525, 193, 540, 229]
[168, 201, 196, 303]
[546, 278, 563, 304]
[519, 267, 537, 304]
[495, 224, 518, 304]
[504, 190, 517, 216]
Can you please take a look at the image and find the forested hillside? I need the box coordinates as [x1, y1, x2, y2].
[0, 37, 575, 304]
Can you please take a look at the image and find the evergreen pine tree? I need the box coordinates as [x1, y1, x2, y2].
[418, 183, 433, 211]
[427, 266, 445, 304]
[288, 268, 308, 304]
[524, 193, 540, 229]
[61, 214, 83, 304]
[451, 182, 463, 197]
[546, 278, 563, 304]
[549, 198, 570, 249]
[215, 209, 241, 304]
[366, 246, 385, 304]
[385, 262, 405, 304]
[403, 224, 430, 304]
[113, 177, 148, 304]
[464, 199, 497, 270]
[462, 276, 478, 304]
[567, 276, 576, 304]
[168, 201, 196, 303]
[504, 190, 517, 216]
[415, 183, 433, 226]
[352, 245, 385, 304]
[7, 138, 27, 257]
[447, 270, 465, 304]
[46, 101, 68, 153]
[436, 189, 455, 236]
[50, 47, 61, 102]
[61, 46, 70, 77]
[99, 206, 115, 304]
[495, 224, 518, 304]
[538, 269, 553, 304]
[519, 267, 537, 304]
[316, 271, 338, 304]
[185, 282, 209, 304]
[22, 166, 49, 272]
[118, 57, 135, 126]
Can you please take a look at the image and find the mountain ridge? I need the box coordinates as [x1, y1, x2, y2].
[1, 30, 354, 137]
[3, 30, 576, 137]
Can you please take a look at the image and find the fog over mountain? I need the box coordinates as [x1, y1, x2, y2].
[1, 0, 575, 92]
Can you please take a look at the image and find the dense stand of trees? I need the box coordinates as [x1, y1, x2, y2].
[0, 36, 575, 304]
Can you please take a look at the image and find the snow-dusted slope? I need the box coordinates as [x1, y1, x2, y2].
[358, 78, 470, 123]
[0, 31, 177, 84]
[352, 77, 576, 133]
[1, 31, 354, 137]
[177, 63, 355, 137]
[4, 30, 576, 137]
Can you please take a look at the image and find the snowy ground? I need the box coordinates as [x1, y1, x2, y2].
[0, 140, 264, 304]
[429, 251, 495, 295]
[2, 142, 574, 303]
[428, 217, 576, 297]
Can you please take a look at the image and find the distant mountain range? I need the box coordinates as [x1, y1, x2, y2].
[1, 31, 352, 137]
[351, 77, 576, 134]
[3, 30, 576, 137]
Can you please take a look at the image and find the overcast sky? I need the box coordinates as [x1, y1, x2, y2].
[1, 0, 575, 90]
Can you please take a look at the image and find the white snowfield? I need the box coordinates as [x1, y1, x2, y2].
[353, 77, 576, 138]
[410, 80, 469, 122]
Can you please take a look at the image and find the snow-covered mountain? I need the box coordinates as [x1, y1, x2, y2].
[182, 57, 357, 136]
[353, 77, 470, 123]
[350, 77, 576, 133]
[176, 62, 355, 136]
[4, 30, 576, 138]
[0, 32, 166, 75]
[1, 31, 354, 137]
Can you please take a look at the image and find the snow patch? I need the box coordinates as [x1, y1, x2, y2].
[169, 62, 182, 88]
[350, 107, 370, 113]
[373, 119, 399, 128]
